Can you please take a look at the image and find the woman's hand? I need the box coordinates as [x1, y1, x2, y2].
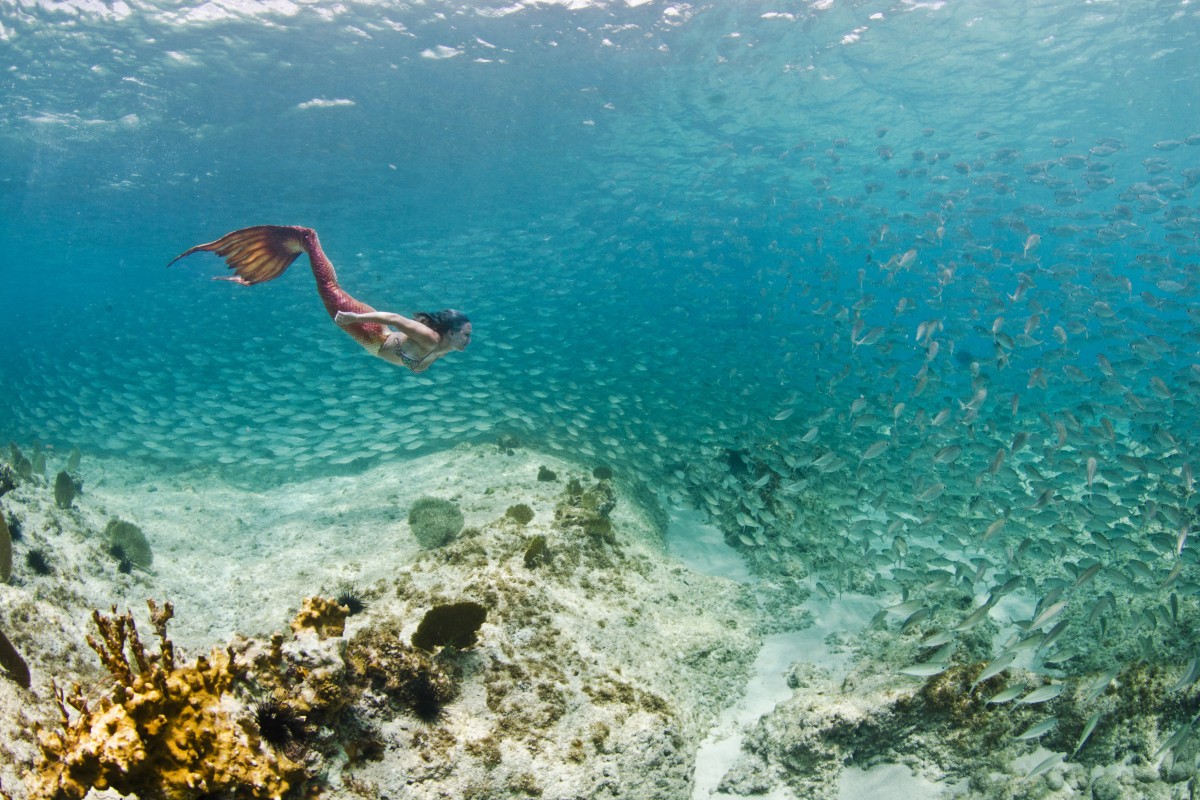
[335, 311, 358, 326]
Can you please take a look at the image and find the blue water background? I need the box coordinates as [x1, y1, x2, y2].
[1, 0, 1198, 485]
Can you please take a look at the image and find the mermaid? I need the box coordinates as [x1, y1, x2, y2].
[169, 226, 471, 372]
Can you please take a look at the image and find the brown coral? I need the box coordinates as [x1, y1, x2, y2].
[290, 595, 349, 639]
[54, 471, 76, 509]
[412, 602, 487, 652]
[0, 625, 29, 688]
[0, 511, 10, 583]
[31, 600, 302, 800]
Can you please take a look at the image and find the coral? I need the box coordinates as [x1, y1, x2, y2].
[408, 496, 465, 548]
[524, 535, 549, 568]
[411, 602, 487, 652]
[537, 466, 557, 482]
[505, 503, 534, 525]
[0, 462, 14, 497]
[592, 465, 613, 480]
[0, 511, 10, 583]
[54, 471, 76, 509]
[32, 600, 302, 800]
[8, 444, 33, 481]
[0, 625, 30, 688]
[104, 517, 153, 569]
[290, 595, 349, 639]
[347, 626, 460, 722]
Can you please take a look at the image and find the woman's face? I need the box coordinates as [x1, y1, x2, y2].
[448, 322, 472, 351]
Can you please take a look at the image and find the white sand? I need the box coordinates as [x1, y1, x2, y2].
[838, 763, 969, 799]
[668, 505, 885, 800]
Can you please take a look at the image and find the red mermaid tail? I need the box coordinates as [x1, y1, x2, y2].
[169, 225, 389, 353]
[167, 225, 307, 285]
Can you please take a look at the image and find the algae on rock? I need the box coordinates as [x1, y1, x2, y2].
[523, 535, 549, 568]
[347, 624, 460, 722]
[505, 503, 534, 525]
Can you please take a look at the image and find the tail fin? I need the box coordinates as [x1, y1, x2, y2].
[168, 225, 307, 286]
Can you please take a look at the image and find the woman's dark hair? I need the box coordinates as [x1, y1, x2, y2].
[415, 309, 470, 336]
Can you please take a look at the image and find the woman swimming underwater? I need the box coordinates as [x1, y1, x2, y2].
[169, 226, 471, 372]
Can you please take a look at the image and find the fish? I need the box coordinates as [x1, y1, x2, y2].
[953, 601, 995, 632]
[898, 661, 950, 677]
[1025, 753, 1062, 779]
[1169, 654, 1200, 693]
[1014, 717, 1058, 739]
[1154, 721, 1193, 759]
[861, 440, 890, 462]
[1022, 600, 1068, 631]
[1073, 561, 1103, 589]
[972, 652, 1015, 686]
[1018, 683, 1066, 704]
[986, 686, 1025, 705]
[1072, 710, 1103, 756]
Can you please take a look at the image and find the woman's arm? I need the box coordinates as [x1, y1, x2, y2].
[335, 310, 439, 346]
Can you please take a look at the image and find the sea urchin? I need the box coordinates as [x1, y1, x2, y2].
[251, 697, 306, 751]
[335, 586, 367, 616]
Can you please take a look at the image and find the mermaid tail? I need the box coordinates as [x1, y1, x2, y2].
[167, 225, 306, 285]
[169, 225, 389, 353]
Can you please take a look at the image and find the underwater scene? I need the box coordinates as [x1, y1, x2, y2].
[2, 0, 1200, 798]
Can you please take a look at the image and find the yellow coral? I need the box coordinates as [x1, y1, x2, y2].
[30, 600, 301, 800]
[290, 595, 349, 639]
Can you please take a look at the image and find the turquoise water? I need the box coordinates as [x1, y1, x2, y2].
[2, 0, 1197, 487]
[3, 0, 1200, 790]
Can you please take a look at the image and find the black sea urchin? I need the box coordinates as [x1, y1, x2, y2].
[335, 586, 367, 616]
[408, 669, 452, 724]
[252, 697, 306, 750]
[108, 543, 133, 574]
[25, 548, 52, 576]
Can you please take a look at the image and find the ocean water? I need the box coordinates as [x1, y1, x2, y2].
[2, 0, 1200, 795]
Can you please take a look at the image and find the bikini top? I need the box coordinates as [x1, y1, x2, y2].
[397, 349, 430, 370]
[383, 332, 434, 371]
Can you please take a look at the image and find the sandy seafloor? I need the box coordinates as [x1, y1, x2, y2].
[0, 443, 1168, 800]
